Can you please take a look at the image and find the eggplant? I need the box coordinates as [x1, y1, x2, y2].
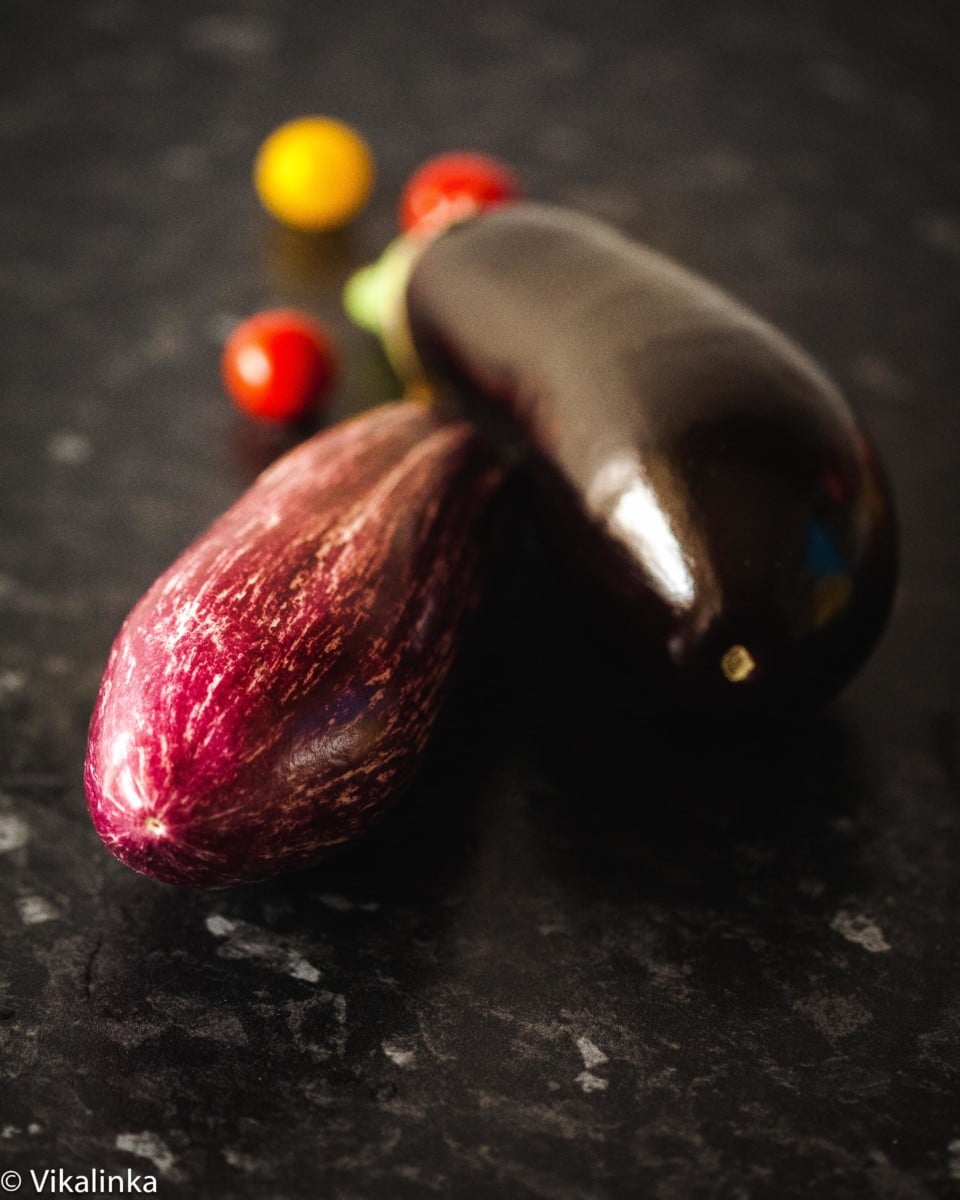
[397, 203, 898, 710]
[84, 399, 503, 886]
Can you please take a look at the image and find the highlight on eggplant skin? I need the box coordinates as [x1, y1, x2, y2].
[84, 400, 504, 887]
[401, 202, 898, 711]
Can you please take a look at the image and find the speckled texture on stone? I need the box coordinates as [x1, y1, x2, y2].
[1, 0, 959, 1197]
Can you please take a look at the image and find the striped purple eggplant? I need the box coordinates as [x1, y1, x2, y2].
[84, 399, 503, 887]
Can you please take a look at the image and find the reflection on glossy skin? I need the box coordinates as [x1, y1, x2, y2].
[404, 204, 898, 711]
[590, 452, 697, 610]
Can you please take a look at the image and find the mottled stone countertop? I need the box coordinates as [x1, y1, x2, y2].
[1, 1, 958, 1196]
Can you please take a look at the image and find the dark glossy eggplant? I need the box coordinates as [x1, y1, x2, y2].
[400, 203, 897, 710]
[84, 399, 503, 886]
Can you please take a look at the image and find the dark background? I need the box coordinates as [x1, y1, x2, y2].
[1, 1, 959, 1196]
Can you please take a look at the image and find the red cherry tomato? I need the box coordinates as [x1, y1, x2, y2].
[399, 152, 521, 235]
[221, 309, 339, 423]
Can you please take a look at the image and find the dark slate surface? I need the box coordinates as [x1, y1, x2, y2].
[2, 1, 959, 1196]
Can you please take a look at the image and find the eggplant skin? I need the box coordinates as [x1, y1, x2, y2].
[404, 203, 898, 711]
[84, 400, 503, 887]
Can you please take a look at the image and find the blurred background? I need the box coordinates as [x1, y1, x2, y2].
[1, 1, 958, 1197]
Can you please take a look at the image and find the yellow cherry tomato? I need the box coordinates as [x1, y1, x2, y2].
[254, 117, 374, 232]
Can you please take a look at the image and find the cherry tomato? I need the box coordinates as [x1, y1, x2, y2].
[399, 152, 521, 235]
[221, 310, 339, 423]
[254, 116, 375, 232]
